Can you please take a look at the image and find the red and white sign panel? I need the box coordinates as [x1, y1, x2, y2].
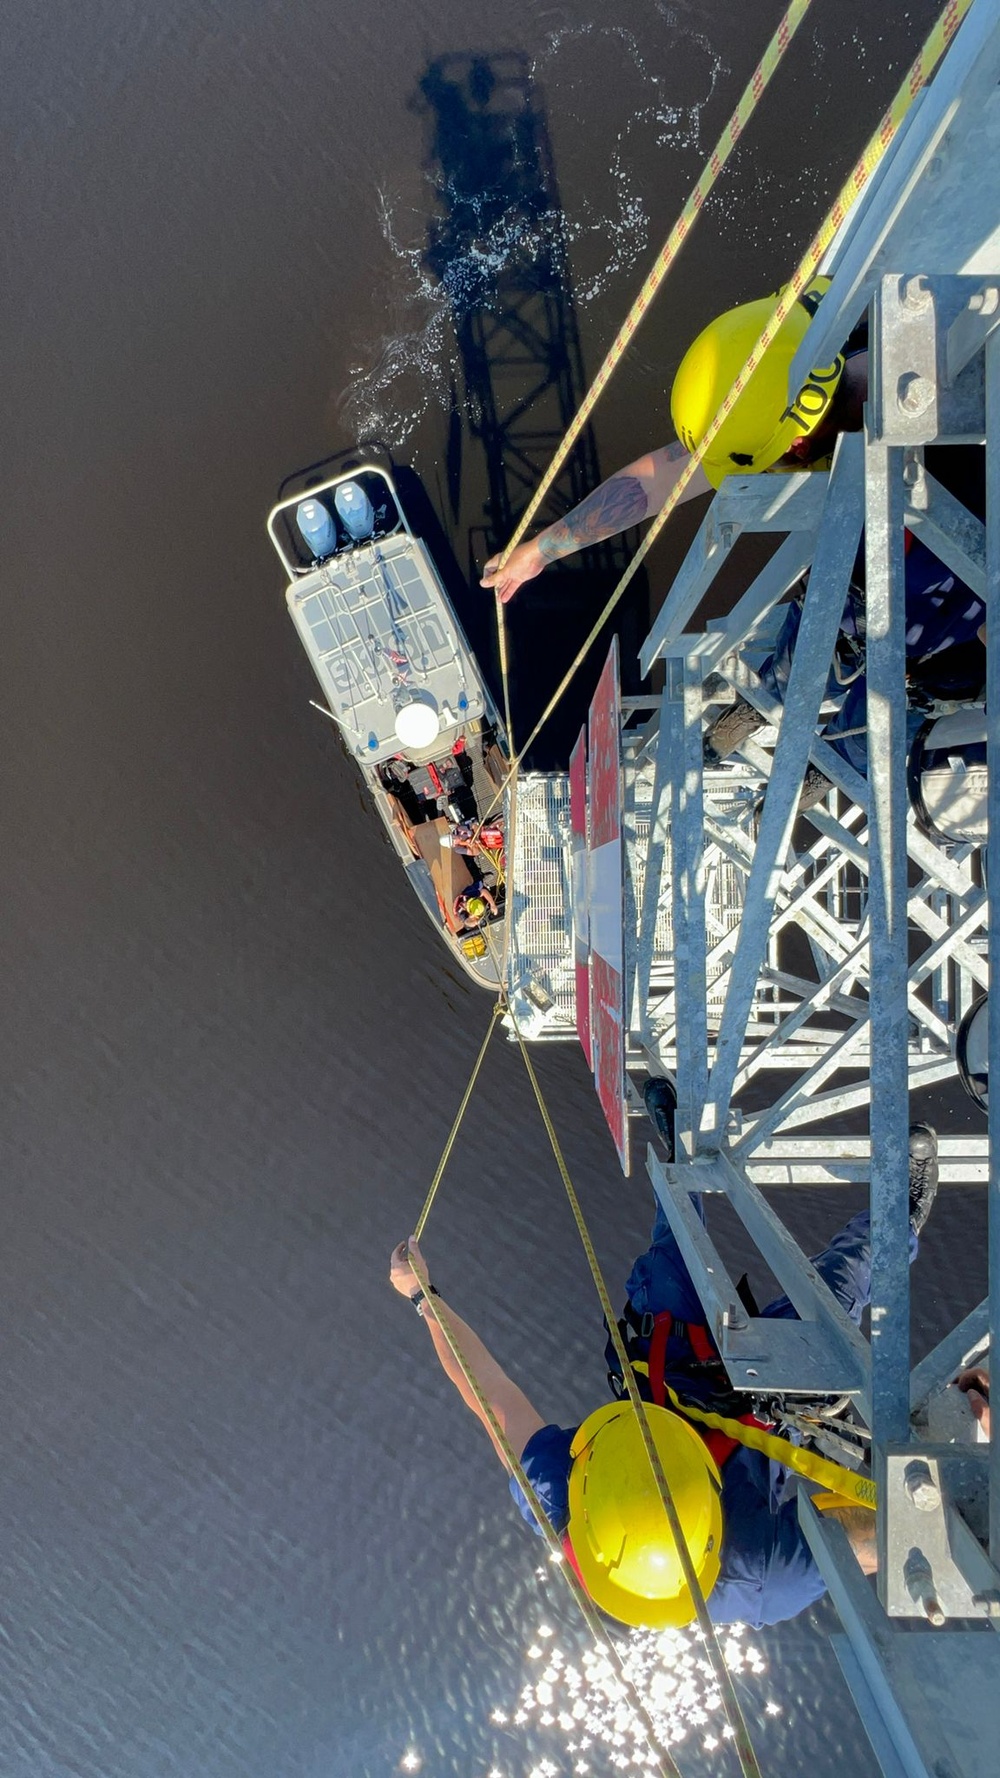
[587, 637, 629, 1174]
[569, 725, 591, 1066]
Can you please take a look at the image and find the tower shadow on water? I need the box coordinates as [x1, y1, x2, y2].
[414, 51, 649, 767]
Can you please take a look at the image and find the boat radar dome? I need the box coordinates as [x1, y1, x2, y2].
[295, 497, 337, 562]
[394, 699, 440, 749]
[334, 480, 375, 540]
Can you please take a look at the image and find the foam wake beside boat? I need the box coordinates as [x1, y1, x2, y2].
[267, 465, 508, 989]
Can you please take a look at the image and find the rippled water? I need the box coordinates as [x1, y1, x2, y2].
[1, 3, 986, 1775]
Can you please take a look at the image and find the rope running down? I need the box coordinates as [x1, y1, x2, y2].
[501, 0, 975, 775]
[489, 0, 814, 578]
[403, 1238, 689, 1778]
[406, 2, 973, 1768]
[510, 1027, 765, 1778]
[413, 1002, 504, 1241]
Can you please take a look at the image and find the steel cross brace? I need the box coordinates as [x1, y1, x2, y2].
[700, 438, 866, 1142]
[646, 1144, 872, 1406]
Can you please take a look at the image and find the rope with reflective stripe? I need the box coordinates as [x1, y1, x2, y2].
[402, 1239, 689, 1778]
[489, 0, 814, 579]
[510, 1026, 764, 1778]
[498, 0, 975, 772]
[403, 6, 970, 1763]
[413, 1001, 504, 1241]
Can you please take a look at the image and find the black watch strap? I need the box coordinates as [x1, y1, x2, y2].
[410, 1285, 439, 1312]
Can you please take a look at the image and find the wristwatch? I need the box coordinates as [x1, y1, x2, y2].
[410, 1285, 440, 1315]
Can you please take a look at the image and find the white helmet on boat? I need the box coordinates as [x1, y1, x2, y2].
[956, 995, 989, 1113]
[906, 706, 989, 845]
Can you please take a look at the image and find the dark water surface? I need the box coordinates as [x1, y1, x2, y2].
[2, 3, 986, 1775]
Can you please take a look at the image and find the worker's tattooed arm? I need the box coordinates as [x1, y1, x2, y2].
[535, 473, 649, 562]
[481, 442, 712, 602]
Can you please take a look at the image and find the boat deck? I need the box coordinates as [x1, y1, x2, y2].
[285, 532, 489, 765]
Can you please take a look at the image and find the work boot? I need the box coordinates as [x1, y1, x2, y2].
[798, 765, 834, 812]
[703, 697, 767, 765]
[908, 1122, 939, 1235]
[643, 1077, 677, 1162]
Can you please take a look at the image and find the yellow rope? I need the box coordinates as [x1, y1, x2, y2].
[511, 1028, 763, 1778]
[501, 0, 974, 768]
[495, 590, 515, 758]
[402, 5, 973, 1763]
[413, 1002, 504, 1240]
[403, 1240, 689, 1778]
[490, 0, 815, 576]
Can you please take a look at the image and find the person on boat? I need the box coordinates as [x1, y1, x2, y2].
[453, 881, 498, 931]
[389, 1081, 939, 1631]
[440, 819, 505, 860]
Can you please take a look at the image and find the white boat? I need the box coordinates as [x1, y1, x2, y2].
[267, 464, 508, 988]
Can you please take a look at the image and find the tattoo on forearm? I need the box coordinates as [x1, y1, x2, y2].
[537, 474, 648, 561]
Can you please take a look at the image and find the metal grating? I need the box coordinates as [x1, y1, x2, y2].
[504, 774, 576, 1038]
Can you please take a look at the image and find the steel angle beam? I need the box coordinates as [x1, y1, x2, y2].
[746, 1153, 988, 1188]
[985, 324, 1000, 1568]
[647, 1147, 871, 1400]
[904, 465, 986, 594]
[870, 274, 996, 447]
[568, 727, 591, 1065]
[909, 1301, 989, 1423]
[587, 639, 629, 1173]
[710, 470, 830, 534]
[635, 687, 673, 1047]
[664, 657, 709, 1154]
[741, 1058, 963, 1144]
[865, 408, 914, 1488]
[882, 1445, 999, 1622]
[699, 531, 818, 672]
[639, 473, 827, 674]
[704, 434, 865, 1141]
[799, 1497, 1000, 1778]
[788, 0, 1000, 390]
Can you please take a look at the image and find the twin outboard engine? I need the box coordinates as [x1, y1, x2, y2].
[294, 480, 376, 562]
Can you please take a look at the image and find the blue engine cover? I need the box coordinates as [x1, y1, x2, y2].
[334, 480, 375, 541]
[295, 498, 338, 561]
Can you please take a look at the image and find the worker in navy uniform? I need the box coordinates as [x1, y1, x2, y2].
[390, 1084, 939, 1630]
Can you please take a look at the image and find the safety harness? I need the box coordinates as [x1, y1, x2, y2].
[606, 1299, 878, 1510]
[608, 1302, 769, 1469]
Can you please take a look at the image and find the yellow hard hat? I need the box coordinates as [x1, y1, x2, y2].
[465, 895, 487, 919]
[566, 1401, 723, 1629]
[670, 276, 845, 488]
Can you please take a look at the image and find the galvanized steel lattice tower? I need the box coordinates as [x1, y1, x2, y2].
[506, 4, 1000, 1769]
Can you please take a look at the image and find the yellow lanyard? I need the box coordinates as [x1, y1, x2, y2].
[661, 1383, 877, 1510]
